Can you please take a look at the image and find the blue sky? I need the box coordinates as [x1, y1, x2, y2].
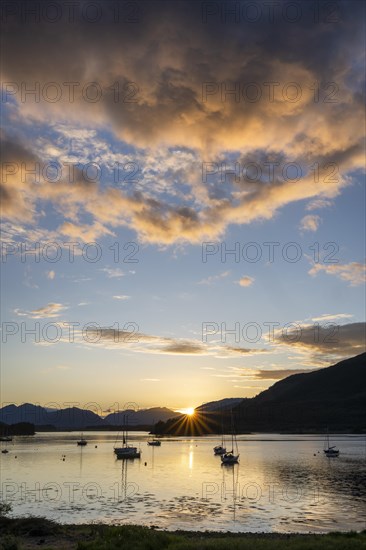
[0, 0, 365, 412]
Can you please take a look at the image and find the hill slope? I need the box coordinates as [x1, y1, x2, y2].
[196, 398, 243, 412]
[233, 353, 366, 432]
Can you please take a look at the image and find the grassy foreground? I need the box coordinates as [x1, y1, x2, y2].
[0, 518, 366, 550]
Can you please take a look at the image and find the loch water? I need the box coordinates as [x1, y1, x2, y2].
[1, 432, 365, 532]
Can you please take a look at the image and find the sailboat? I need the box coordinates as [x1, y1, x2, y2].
[213, 414, 226, 455]
[0, 427, 12, 442]
[114, 415, 141, 459]
[77, 433, 87, 446]
[1, 430, 11, 453]
[1, 438, 10, 454]
[323, 430, 339, 457]
[147, 418, 161, 445]
[147, 437, 161, 446]
[221, 411, 239, 465]
[214, 443, 226, 455]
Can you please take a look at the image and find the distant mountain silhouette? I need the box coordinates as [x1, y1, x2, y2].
[104, 407, 180, 426]
[154, 353, 366, 435]
[0, 404, 179, 430]
[0, 403, 50, 425]
[47, 407, 105, 429]
[0, 404, 105, 429]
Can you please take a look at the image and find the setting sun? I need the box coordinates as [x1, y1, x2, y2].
[179, 407, 195, 416]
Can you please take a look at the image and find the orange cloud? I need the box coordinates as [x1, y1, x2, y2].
[238, 276, 254, 287]
[1, 2, 364, 246]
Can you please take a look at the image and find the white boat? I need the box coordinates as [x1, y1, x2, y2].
[114, 417, 141, 459]
[147, 439, 161, 446]
[323, 431, 339, 457]
[221, 412, 239, 465]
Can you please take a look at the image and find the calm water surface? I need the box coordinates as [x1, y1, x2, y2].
[1, 432, 365, 532]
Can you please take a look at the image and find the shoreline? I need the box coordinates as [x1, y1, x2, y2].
[1, 517, 366, 549]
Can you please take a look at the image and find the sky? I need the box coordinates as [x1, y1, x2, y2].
[0, 0, 365, 413]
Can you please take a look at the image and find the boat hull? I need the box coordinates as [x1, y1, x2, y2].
[213, 445, 226, 455]
[114, 447, 141, 459]
[221, 453, 239, 465]
[324, 449, 339, 457]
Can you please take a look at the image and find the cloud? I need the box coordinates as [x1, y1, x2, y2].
[197, 270, 230, 285]
[101, 268, 125, 278]
[113, 295, 131, 300]
[251, 369, 312, 380]
[59, 221, 115, 242]
[161, 341, 205, 354]
[306, 198, 333, 211]
[3, 1, 364, 156]
[311, 313, 353, 322]
[238, 276, 254, 287]
[299, 214, 321, 232]
[309, 262, 366, 286]
[0, 1, 364, 246]
[224, 346, 266, 355]
[273, 322, 366, 363]
[80, 327, 267, 357]
[14, 302, 67, 319]
[212, 365, 313, 383]
[22, 266, 39, 289]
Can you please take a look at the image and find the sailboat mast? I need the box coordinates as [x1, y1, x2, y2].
[123, 414, 127, 445]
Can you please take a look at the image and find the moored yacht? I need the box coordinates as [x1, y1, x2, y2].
[221, 411, 239, 465]
[323, 430, 339, 457]
[114, 416, 141, 459]
[147, 439, 161, 446]
[221, 450, 239, 465]
[77, 433, 87, 446]
[213, 444, 226, 455]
